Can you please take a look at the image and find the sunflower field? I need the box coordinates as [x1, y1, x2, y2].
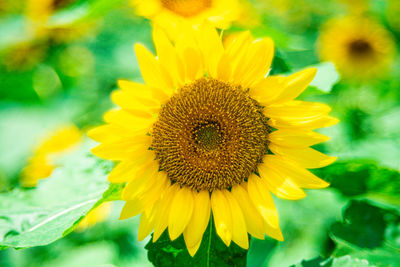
[0, 0, 399, 266]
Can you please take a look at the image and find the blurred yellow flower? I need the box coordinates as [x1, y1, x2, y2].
[89, 23, 337, 256]
[75, 202, 112, 232]
[26, 0, 94, 42]
[132, 0, 240, 37]
[20, 125, 81, 187]
[318, 16, 395, 79]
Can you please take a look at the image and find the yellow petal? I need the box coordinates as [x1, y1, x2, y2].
[111, 90, 159, 117]
[118, 79, 170, 104]
[250, 76, 287, 106]
[131, 172, 170, 218]
[223, 31, 252, 55]
[265, 101, 331, 120]
[152, 26, 185, 88]
[180, 46, 204, 82]
[183, 190, 211, 247]
[258, 162, 306, 200]
[211, 189, 232, 247]
[120, 200, 144, 220]
[217, 31, 252, 81]
[196, 21, 224, 77]
[270, 145, 337, 169]
[186, 239, 202, 257]
[134, 43, 173, 90]
[231, 185, 265, 240]
[87, 124, 136, 143]
[273, 68, 317, 103]
[247, 174, 279, 228]
[263, 155, 330, 189]
[138, 207, 156, 241]
[268, 115, 339, 130]
[119, 170, 164, 221]
[236, 38, 274, 88]
[91, 139, 152, 161]
[121, 160, 159, 200]
[263, 220, 284, 241]
[268, 130, 330, 148]
[175, 27, 204, 82]
[168, 187, 194, 241]
[153, 184, 179, 242]
[223, 190, 249, 249]
[122, 172, 168, 222]
[103, 109, 155, 133]
[108, 150, 155, 183]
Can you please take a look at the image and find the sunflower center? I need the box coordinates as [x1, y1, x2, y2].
[161, 0, 212, 17]
[194, 122, 223, 151]
[348, 39, 373, 58]
[152, 78, 270, 191]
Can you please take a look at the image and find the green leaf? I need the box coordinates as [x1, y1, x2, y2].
[145, 216, 248, 267]
[293, 256, 374, 267]
[313, 160, 400, 204]
[0, 143, 112, 249]
[63, 182, 123, 236]
[329, 200, 400, 267]
[331, 200, 388, 249]
[270, 49, 291, 75]
[292, 256, 332, 267]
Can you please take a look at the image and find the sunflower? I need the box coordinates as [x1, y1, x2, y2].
[89, 23, 338, 256]
[21, 125, 81, 187]
[317, 16, 395, 79]
[132, 0, 240, 37]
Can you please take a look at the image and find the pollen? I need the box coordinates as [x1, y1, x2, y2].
[151, 78, 270, 191]
[160, 0, 212, 17]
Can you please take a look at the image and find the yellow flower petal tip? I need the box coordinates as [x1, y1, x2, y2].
[187, 239, 202, 257]
[275, 231, 284, 242]
[89, 23, 337, 252]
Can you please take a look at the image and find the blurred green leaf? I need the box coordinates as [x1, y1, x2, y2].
[314, 160, 400, 205]
[270, 49, 291, 75]
[0, 143, 112, 249]
[293, 255, 373, 267]
[331, 200, 387, 249]
[146, 217, 248, 267]
[42, 242, 118, 267]
[330, 200, 400, 266]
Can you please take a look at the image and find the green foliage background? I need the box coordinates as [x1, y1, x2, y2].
[0, 0, 399, 266]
